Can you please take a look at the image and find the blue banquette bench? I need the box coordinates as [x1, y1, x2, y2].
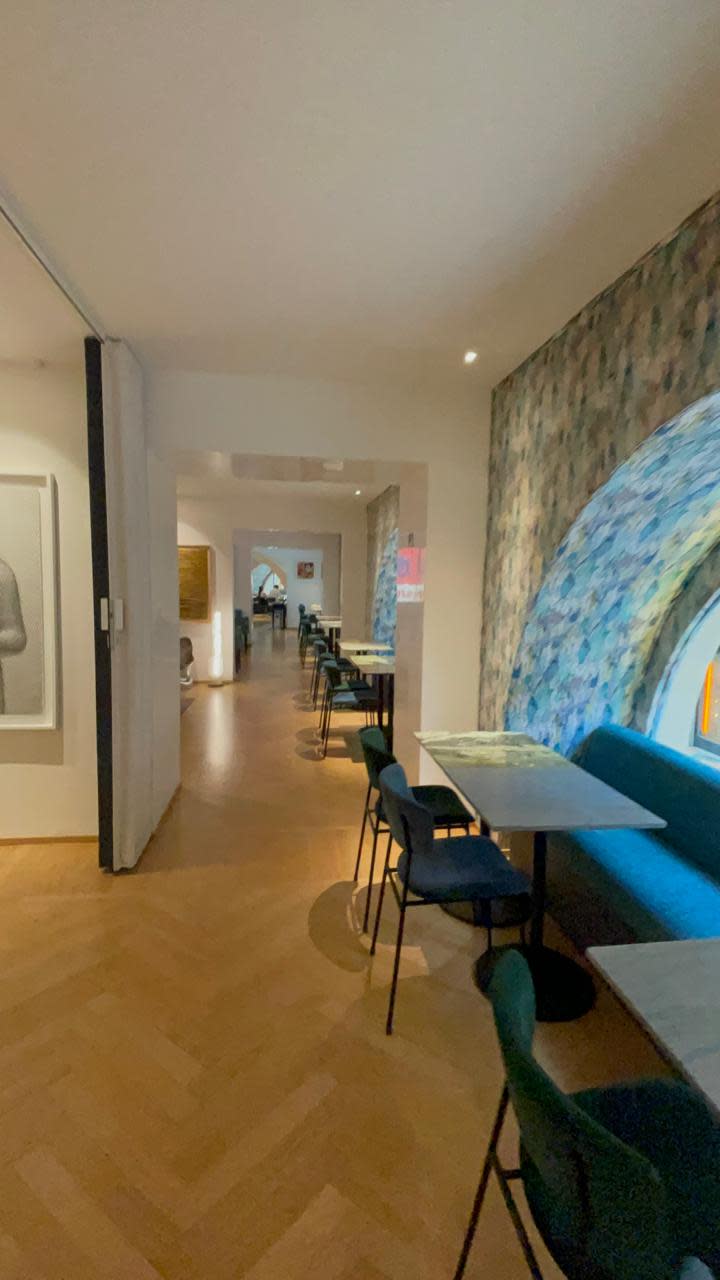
[546, 725, 720, 948]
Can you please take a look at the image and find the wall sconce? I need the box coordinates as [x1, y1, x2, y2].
[208, 610, 225, 686]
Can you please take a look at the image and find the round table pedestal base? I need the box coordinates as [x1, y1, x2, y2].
[473, 944, 595, 1023]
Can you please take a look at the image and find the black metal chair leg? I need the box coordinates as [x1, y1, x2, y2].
[385, 876, 410, 1035]
[353, 785, 371, 882]
[322, 700, 333, 757]
[453, 1087, 510, 1280]
[370, 833, 393, 955]
[361, 821, 380, 932]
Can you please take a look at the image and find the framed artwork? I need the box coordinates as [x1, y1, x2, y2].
[297, 561, 315, 580]
[178, 545, 212, 621]
[0, 473, 58, 730]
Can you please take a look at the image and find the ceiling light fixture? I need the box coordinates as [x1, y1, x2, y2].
[354, 489, 362, 496]
[464, 350, 478, 365]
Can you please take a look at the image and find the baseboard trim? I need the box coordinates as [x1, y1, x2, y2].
[0, 835, 98, 846]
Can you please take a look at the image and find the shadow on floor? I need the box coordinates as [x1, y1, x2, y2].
[307, 879, 371, 972]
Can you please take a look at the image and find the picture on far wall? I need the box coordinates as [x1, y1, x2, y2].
[297, 561, 315, 580]
[178, 545, 212, 621]
[0, 473, 58, 730]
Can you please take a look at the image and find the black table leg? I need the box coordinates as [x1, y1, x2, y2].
[385, 674, 394, 752]
[472, 829, 595, 1023]
[376, 674, 386, 737]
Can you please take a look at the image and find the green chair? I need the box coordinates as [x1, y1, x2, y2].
[454, 950, 720, 1280]
[354, 726, 474, 932]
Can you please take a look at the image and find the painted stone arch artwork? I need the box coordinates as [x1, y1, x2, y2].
[505, 392, 720, 754]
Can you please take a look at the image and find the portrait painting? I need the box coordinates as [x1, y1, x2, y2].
[297, 561, 315, 580]
[0, 474, 58, 729]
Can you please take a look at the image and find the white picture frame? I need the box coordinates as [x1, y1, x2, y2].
[0, 472, 58, 730]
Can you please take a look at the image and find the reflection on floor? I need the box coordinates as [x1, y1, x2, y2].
[0, 625, 668, 1278]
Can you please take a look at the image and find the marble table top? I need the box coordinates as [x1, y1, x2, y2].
[416, 730, 666, 833]
[589, 938, 720, 1115]
[339, 640, 394, 654]
[351, 655, 395, 676]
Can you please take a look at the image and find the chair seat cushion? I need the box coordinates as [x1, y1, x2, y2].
[397, 835, 530, 902]
[332, 689, 377, 708]
[549, 828, 720, 942]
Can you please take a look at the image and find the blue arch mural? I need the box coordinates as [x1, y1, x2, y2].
[505, 392, 720, 754]
[372, 527, 398, 645]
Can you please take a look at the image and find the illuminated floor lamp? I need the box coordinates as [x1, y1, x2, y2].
[208, 610, 225, 686]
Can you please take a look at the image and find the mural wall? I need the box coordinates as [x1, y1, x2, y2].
[366, 485, 399, 646]
[482, 190, 720, 733]
[506, 393, 720, 753]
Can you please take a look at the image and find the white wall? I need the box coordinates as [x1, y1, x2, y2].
[0, 362, 97, 838]
[178, 493, 366, 681]
[151, 371, 488, 778]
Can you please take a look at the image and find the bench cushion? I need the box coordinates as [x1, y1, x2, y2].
[549, 827, 720, 943]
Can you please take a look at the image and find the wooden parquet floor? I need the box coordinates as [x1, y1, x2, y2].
[0, 626, 669, 1278]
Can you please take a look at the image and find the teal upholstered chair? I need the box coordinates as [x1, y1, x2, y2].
[354, 726, 474, 932]
[454, 950, 720, 1280]
[375, 765, 531, 1035]
[318, 662, 378, 758]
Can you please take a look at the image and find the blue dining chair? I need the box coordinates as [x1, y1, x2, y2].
[354, 726, 475, 932]
[375, 764, 532, 1034]
[454, 950, 720, 1280]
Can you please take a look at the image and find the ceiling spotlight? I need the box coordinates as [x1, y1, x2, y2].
[354, 489, 362, 496]
[464, 350, 478, 365]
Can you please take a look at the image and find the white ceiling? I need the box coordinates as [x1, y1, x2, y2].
[2, 1, 720, 386]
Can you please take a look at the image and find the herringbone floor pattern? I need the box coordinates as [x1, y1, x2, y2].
[0, 625, 667, 1278]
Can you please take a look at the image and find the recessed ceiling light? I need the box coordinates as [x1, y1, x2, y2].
[464, 350, 478, 365]
[354, 489, 362, 496]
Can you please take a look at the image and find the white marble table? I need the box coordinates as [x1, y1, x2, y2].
[589, 938, 720, 1116]
[417, 731, 666, 1021]
[339, 639, 394, 655]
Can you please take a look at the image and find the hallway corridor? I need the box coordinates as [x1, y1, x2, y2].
[0, 626, 666, 1279]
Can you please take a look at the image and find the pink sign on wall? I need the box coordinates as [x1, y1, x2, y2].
[397, 546, 425, 603]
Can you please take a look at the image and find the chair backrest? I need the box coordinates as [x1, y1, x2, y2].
[575, 724, 720, 881]
[358, 726, 395, 789]
[322, 661, 344, 690]
[487, 952, 673, 1280]
[298, 604, 306, 616]
[379, 763, 435, 859]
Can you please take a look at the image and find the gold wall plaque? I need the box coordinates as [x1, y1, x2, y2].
[178, 545, 211, 621]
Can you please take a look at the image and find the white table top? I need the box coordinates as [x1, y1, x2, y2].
[589, 938, 720, 1115]
[318, 616, 342, 627]
[351, 655, 395, 676]
[416, 730, 666, 833]
[339, 640, 394, 654]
